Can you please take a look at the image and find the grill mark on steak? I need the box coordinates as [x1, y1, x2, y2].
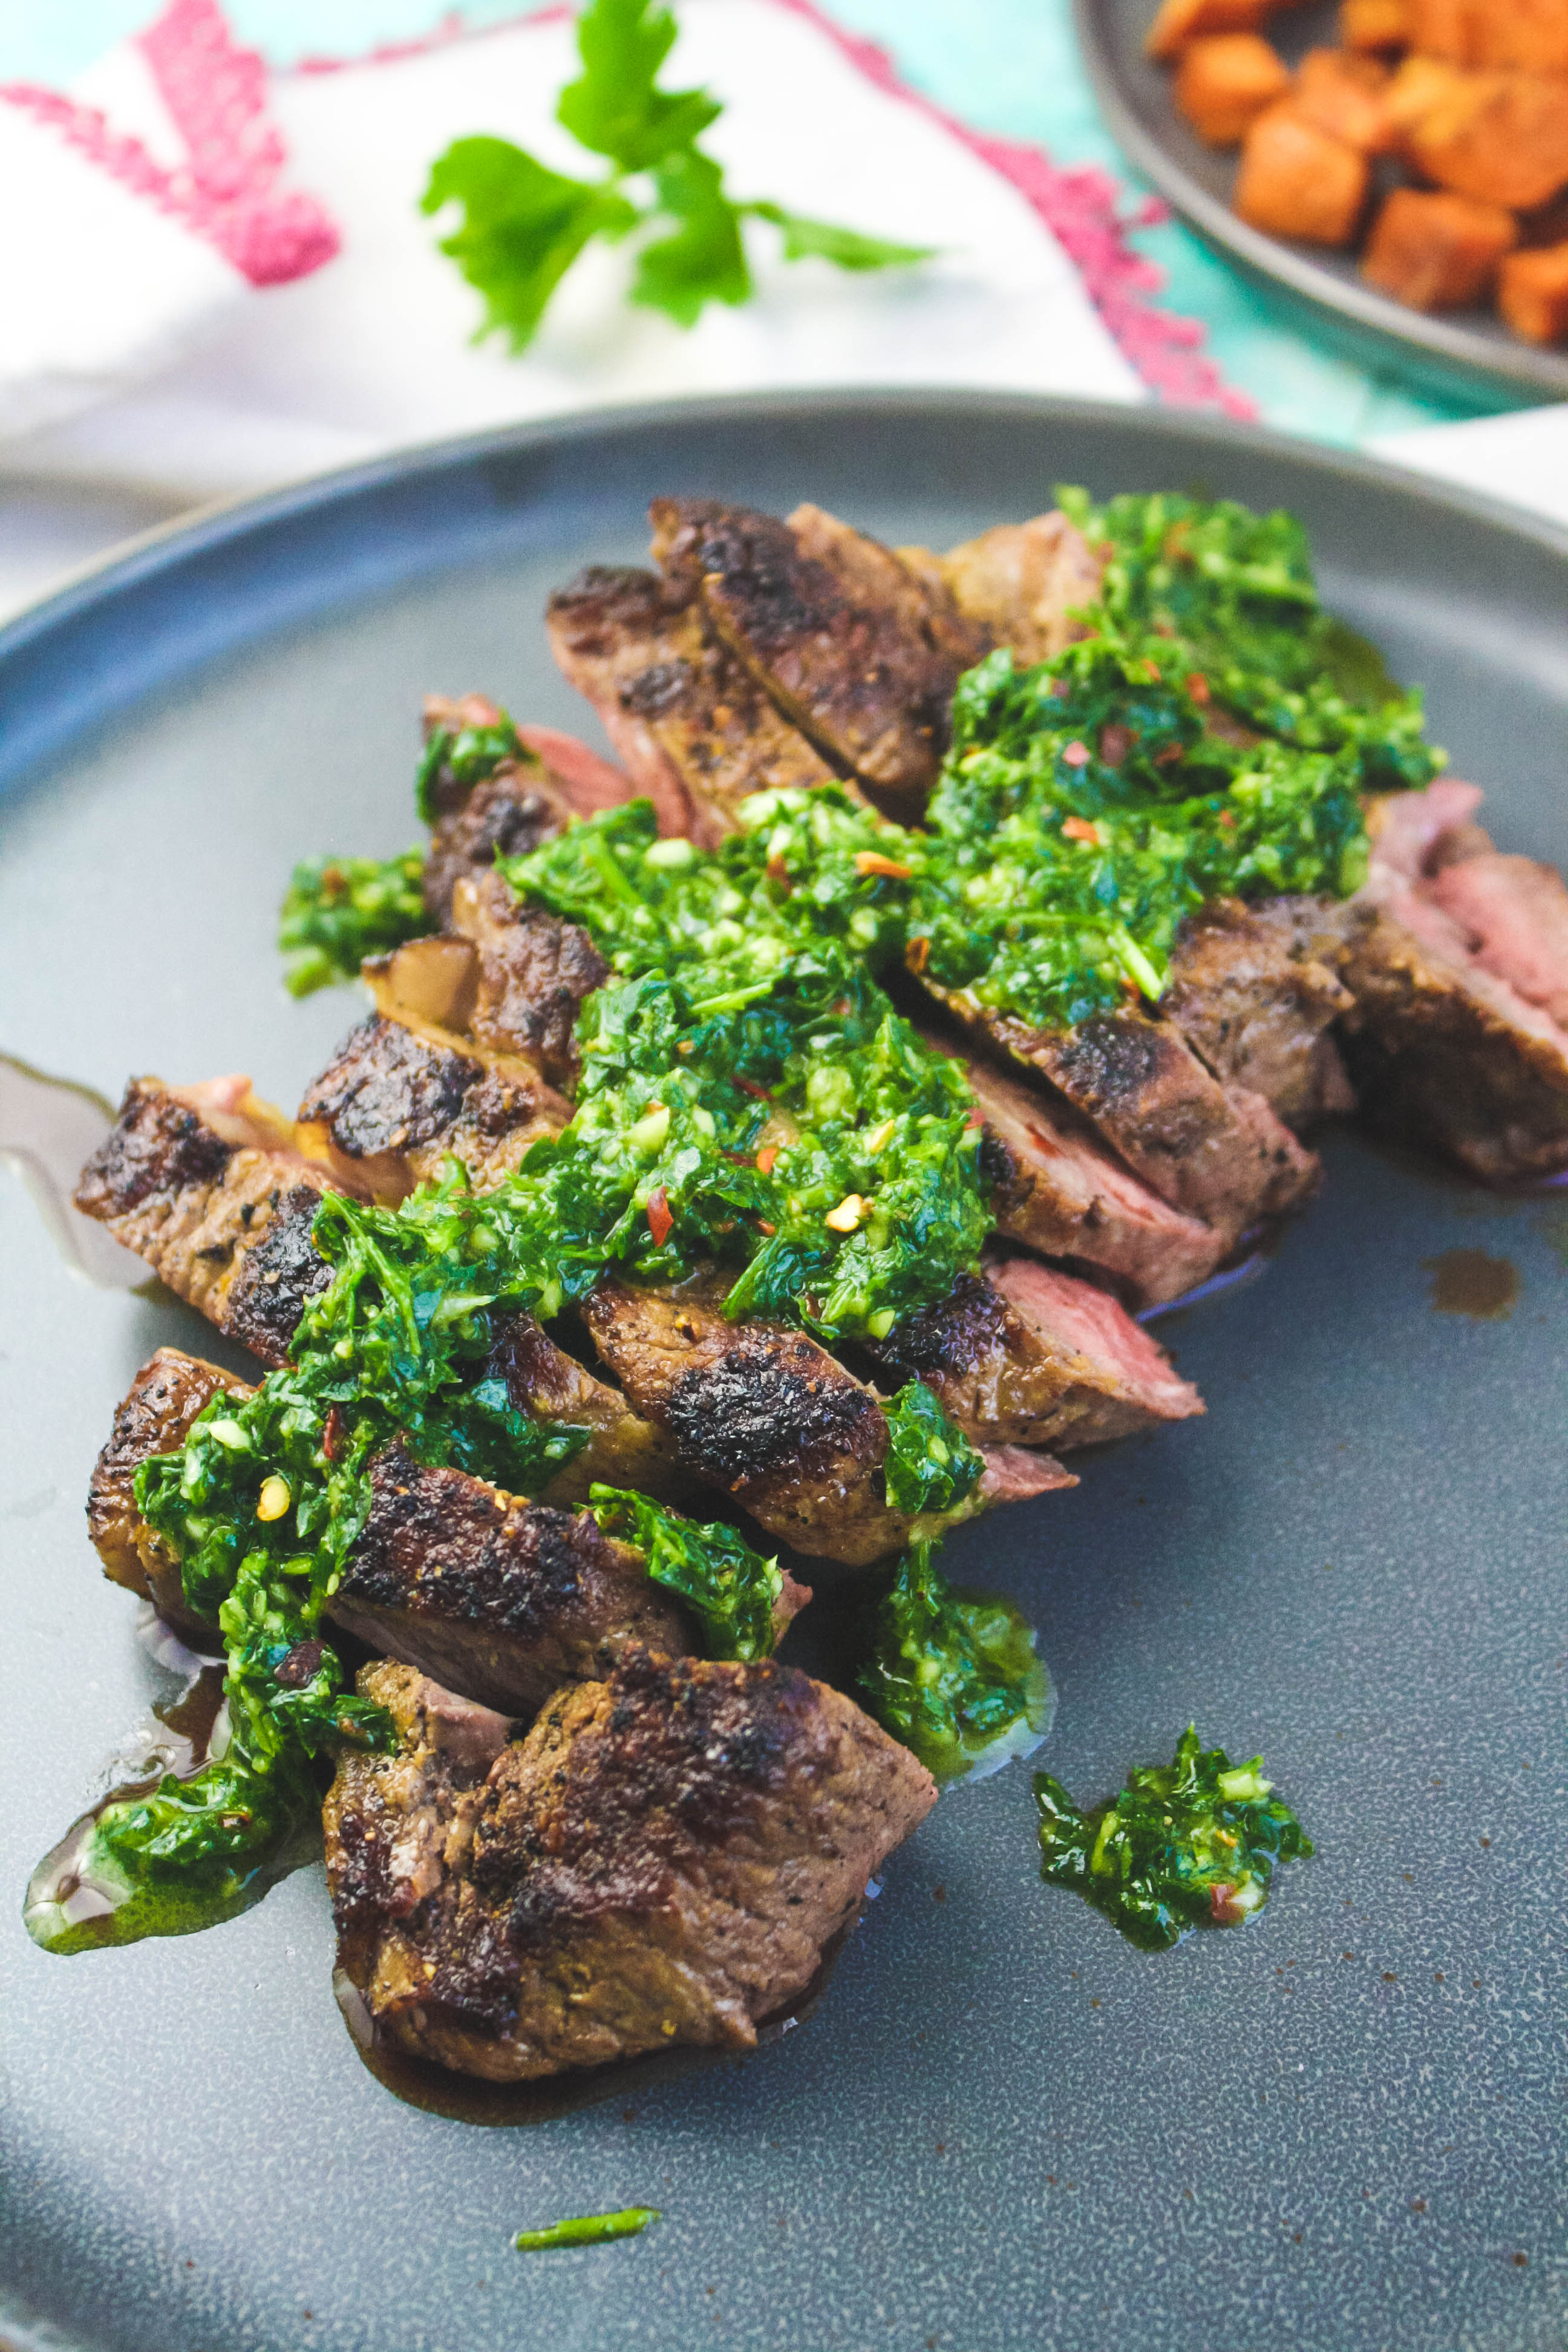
[295, 1010, 568, 1198]
[424, 768, 575, 927]
[74, 1079, 341, 1370]
[325, 1648, 936, 2080]
[445, 872, 609, 1086]
[547, 565, 841, 846]
[865, 1266, 1201, 1451]
[89, 1364, 697, 1716]
[648, 498, 988, 797]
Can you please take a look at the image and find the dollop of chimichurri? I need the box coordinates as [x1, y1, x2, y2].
[1034, 1727, 1313, 1950]
[858, 1540, 1053, 1783]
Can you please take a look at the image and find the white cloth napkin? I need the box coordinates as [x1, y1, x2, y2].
[1370, 402, 1568, 534]
[0, 0, 1146, 521]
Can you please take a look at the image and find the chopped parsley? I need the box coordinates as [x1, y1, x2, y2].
[515, 2207, 660, 2250]
[422, 0, 930, 353]
[589, 1486, 782, 1662]
[881, 1382, 986, 1519]
[278, 849, 427, 996]
[858, 1541, 1051, 1783]
[1034, 1726, 1314, 1950]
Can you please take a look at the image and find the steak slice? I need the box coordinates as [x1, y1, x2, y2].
[920, 982, 1321, 1246]
[420, 696, 635, 923]
[1162, 897, 1357, 1132]
[327, 1440, 693, 1716]
[326, 1647, 936, 2080]
[649, 498, 988, 797]
[74, 1076, 341, 1369]
[1339, 782, 1568, 1181]
[898, 509, 1105, 665]
[580, 1273, 1072, 1566]
[547, 564, 841, 846]
[87, 1348, 246, 1642]
[865, 1265, 1202, 1451]
[480, 1312, 693, 1506]
[923, 1024, 1227, 1308]
[90, 1368, 697, 1713]
[295, 1011, 569, 1201]
[445, 871, 609, 1087]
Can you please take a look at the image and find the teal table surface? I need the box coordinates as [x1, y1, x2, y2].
[0, 0, 1530, 445]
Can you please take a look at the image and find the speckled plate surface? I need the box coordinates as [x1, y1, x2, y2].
[1073, 0, 1568, 407]
[2, 393, 1566, 2352]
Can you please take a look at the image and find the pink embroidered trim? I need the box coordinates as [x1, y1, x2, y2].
[0, 0, 338, 289]
[279, 0, 1249, 414]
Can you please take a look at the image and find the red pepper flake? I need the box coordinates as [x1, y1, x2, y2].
[756, 1144, 779, 1174]
[1142, 659, 1162, 684]
[757, 1220, 777, 1236]
[765, 855, 791, 890]
[1100, 722, 1134, 766]
[1186, 671, 1210, 705]
[907, 935, 930, 974]
[322, 1406, 345, 1463]
[738, 1077, 772, 1100]
[854, 851, 912, 880]
[1061, 814, 1100, 845]
[1218, 809, 1237, 831]
[964, 1107, 985, 1131]
[645, 1188, 673, 1247]
[1061, 740, 1091, 769]
[832, 999, 851, 1017]
[1154, 743, 1184, 766]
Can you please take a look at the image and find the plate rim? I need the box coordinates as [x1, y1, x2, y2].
[1070, 0, 1568, 405]
[1, 387, 1566, 714]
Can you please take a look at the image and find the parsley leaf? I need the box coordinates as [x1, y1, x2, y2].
[632, 149, 750, 325]
[423, 0, 931, 350]
[559, 0, 720, 170]
[421, 136, 636, 351]
[746, 200, 935, 272]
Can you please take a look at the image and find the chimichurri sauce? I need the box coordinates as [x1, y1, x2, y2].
[1034, 1728, 1313, 1950]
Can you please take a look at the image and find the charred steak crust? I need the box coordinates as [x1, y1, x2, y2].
[326, 1650, 936, 2079]
[74, 1078, 234, 1218]
[298, 1014, 485, 1159]
[424, 768, 572, 926]
[648, 497, 985, 795]
[87, 1348, 249, 1635]
[661, 1331, 885, 1487]
[1162, 897, 1356, 1131]
[446, 876, 609, 1085]
[218, 1184, 336, 1365]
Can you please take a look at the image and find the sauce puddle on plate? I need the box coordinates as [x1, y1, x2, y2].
[1423, 1248, 1520, 1321]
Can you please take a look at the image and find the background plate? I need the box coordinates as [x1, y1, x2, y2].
[1073, 0, 1568, 408]
[2, 393, 1566, 2352]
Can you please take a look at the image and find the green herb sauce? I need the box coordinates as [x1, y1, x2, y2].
[1034, 1726, 1314, 1950]
[858, 1541, 1052, 1783]
[278, 849, 428, 997]
[514, 2207, 660, 2251]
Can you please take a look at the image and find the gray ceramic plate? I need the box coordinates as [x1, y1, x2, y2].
[1073, 0, 1568, 407]
[2, 393, 1566, 2352]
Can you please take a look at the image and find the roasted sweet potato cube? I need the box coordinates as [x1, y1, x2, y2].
[1233, 105, 1371, 244]
[1340, 0, 1413, 48]
[1380, 54, 1471, 154]
[1410, 72, 1568, 212]
[1147, 0, 1272, 63]
[1175, 34, 1293, 145]
[1498, 240, 1568, 343]
[1293, 47, 1394, 151]
[1411, 0, 1568, 71]
[1362, 188, 1518, 309]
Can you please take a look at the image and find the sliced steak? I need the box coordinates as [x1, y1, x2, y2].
[919, 981, 1321, 1246]
[649, 498, 987, 797]
[74, 1077, 341, 1370]
[481, 1312, 693, 1506]
[866, 1265, 1201, 1451]
[328, 1440, 693, 1716]
[91, 1369, 694, 1712]
[445, 872, 609, 1088]
[1339, 782, 1568, 1181]
[87, 1348, 247, 1641]
[424, 765, 575, 928]
[924, 1025, 1227, 1308]
[295, 1011, 569, 1200]
[899, 509, 1105, 665]
[547, 564, 841, 846]
[1162, 897, 1357, 1132]
[326, 1647, 936, 2080]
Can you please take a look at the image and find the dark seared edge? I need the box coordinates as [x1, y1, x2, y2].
[1162, 897, 1357, 1133]
[325, 1648, 936, 2080]
[649, 498, 987, 797]
[445, 873, 609, 1086]
[87, 1348, 250, 1641]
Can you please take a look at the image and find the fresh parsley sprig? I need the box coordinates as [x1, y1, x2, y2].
[422, 0, 933, 350]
